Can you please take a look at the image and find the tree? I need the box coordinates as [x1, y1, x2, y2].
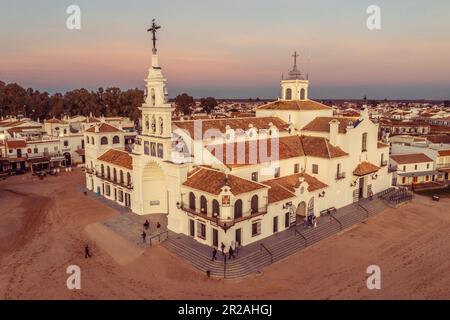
[175, 93, 195, 115]
[200, 97, 218, 114]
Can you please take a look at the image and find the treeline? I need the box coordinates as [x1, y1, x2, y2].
[0, 81, 144, 121]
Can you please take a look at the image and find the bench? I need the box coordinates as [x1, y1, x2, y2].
[320, 207, 337, 217]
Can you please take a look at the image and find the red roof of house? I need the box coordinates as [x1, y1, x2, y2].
[85, 123, 121, 133]
[390, 153, 433, 165]
[183, 167, 266, 196]
[257, 100, 331, 111]
[5, 140, 27, 149]
[97, 149, 132, 169]
[353, 162, 380, 176]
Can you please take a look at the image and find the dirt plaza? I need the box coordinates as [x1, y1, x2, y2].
[0, 168, 449, 299]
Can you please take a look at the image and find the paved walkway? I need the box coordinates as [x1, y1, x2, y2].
[78, 187, 168, 247]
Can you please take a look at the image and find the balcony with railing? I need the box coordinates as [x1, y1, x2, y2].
[335, 172, 346, 180]
[94, 172, 133, 190]
[180, 204, 267, 231]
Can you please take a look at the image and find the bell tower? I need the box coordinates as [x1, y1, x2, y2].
[139, 19, 174, 159]
[281, 51, 309, 101]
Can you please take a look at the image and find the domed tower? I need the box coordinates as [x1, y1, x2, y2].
[281, 51, 309, 101]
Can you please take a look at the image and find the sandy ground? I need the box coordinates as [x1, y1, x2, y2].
[0, 169, 449, 300]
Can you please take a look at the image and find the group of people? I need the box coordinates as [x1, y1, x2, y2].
[141, 220, 162, 243]
[211, 241, 240, 261]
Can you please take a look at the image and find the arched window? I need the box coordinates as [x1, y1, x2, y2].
[251, 195, 259, 214]
[120, 170, 124, 184]
[189, 192, 196, 210]
[200, 196, 208, 215]
[112, 136, 120, 144]
[151, 116, 156, 133]
[101, 137, 108, 145]
[300, 88, 306, 100]
[234, 199, 243, 219]
[91, 137, 95, 144]
[101, 164, 104, 176]
[307, 197, 314, 216]
[107, 166, 111, 179]
[212, 200, 220, 216]
[150, 88, 156, 106]
[159, 117, 164, 135]
[113, 168, 117, 182]
[127, 172, 131, 186]
[285, 88, 292, 100]
[86, 137, 90, 145]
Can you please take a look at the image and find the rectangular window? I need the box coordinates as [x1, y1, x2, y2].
[427, 163, 430, 169]
[251, 172, 258, 182]
[144, 141, 150, 155]
[34, 148, 38, 154]
[414, 164, 418, 170]
[294, 163, 300, 174]
[252, 221, 261, 237]
[105, 184, 111, 196]
[403, 165, 406, 171]
[312, 164, 319, 174]
[274, 167, 280, 178]
[150, 142, 156, 156]
[118, 190, 124, 202]
[196, 221, 206, 240]
[362, 133, 368, 152]
[157, 143, 164, 158]
[64, 140, 69, 147]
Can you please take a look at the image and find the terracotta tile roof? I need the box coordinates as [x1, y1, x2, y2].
[264, 173, 328, 203]
[183, 167, 266, 196]
[83, 117, 101, 123]
[97, 149, 132, 170]
[46, 118, 67, 124]
[85, 123, 121, 133]
[5, 140, 27, 149]
[173, 116, 289, 138]
[377, 142, 389, 148]
[207, 135, 305, 168]
[301, 136, 348, 158]
[438, 150, 450, 157]
[207, 135, 347, 166]
[302, 116, 357, 133]
[425, 134, 450, 144]
[257, 100, 331, 111]
[353, 161, 380, 176]
[390, 153, 433, 165]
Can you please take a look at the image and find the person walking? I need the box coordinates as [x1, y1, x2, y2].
[156, 222, 161, 230]
[85, 245, 91, 259]
[142, 230, 147, 243]
[313, 216, 317, 228]
[228, 246, 235, 259]
[143, 220, 150, 230]
[211, 247, 217, 261]
[220, 242, 225, 256]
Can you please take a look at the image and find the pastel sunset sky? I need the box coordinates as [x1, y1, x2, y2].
[1, 0, 450, 99]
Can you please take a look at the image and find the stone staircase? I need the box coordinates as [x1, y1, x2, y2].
[163, 198, 390, 279]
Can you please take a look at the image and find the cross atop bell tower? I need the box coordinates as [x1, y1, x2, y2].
[147, 19, 161, 54]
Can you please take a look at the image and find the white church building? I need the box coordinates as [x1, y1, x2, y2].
[84, 29, 392, 249]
